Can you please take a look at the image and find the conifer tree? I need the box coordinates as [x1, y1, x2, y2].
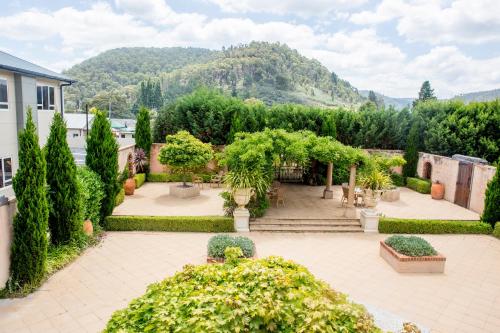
[10, 108, 48, 286]
[135, 106, 152, 155]
[482, 163, 500, 227]
[45, 113, 81, 244]
[413, 81, 436, 107]
[402, 119, 420, 178]
[86, 110, 119, 222]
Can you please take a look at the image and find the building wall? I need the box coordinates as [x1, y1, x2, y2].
[35, 78, 61, 147]
[0, 197, 16, 289]
[417, 153, 460, 202]
[469, 164, 496, 214]
[118, 144, 135, 172]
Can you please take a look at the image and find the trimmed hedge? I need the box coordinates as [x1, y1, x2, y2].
[390, 173, 406, 187]
[115, 188, 125, 207]
[494, 223, 500, 239]
[379, 218, 493, 234]
[406, 177, 431, 194]
[147, 172, 214, 183]
[134, 173, 146, 188]
[106, 215, 234, 232]
[385, 235, 436, 256]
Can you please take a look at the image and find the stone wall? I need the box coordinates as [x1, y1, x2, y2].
[469, 164, 496, 214]
[118, 144, 135, 172]
[0, 197, 16, 289]
[417, 153, 460, 203]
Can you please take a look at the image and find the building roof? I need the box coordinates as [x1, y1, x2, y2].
[64, 113, 94, 130]
[0, 51, 75, 83]
[110, 118, 136, 131]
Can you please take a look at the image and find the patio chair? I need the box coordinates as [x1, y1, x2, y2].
[210, 174, 223, 188]
[341, 185, 349, 207]
[192, 175, 203, 188]
[276, 187, 285, 207]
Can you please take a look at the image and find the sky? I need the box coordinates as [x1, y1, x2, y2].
[1, 0, 499, 98]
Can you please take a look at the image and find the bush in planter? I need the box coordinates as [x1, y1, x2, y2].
[158, 131, 213, 186]
[207, 234, 255, 258]
[385, 235, 437, 257]
[104, 256, 382, 333]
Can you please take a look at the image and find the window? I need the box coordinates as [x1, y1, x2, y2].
[120, 134, 125, 138]
[0, 158, 12, 188]
[0, 78, 8, 110]
[73, 133, 79, 138]
[37, 85, 55, 110]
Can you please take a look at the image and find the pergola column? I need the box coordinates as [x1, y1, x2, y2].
[347, 164, 357, 207]
[323, 162, 334, 199]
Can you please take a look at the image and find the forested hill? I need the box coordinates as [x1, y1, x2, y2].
[62, 42, 365, 114]
[452, 88, 500, 103]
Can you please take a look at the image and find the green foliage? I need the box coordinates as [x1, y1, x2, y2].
[136, 79, 163, 111]
[402, 119, 421, 178]
[134, 173, 146, 188]
[10, 108, 49, 287]
[135, 107, 152, 154]
[406, 177, 431, 194]
[146, 172, 215, 183]
[104, 256, 381, 333]
[85, 110, 119, 222]
[207, 234, 255, 258]
[115, 188, 125, 207]
[384, 235, 437, 257]
[76, 167, 104, 227]
[220, 191, 269, 218]
[45, 113, 81, 245]
[158, 131, 213, 185]
[358, 169, 393, 191]
[493, 223, 500, 239]
[413, 81, 436, 107]
[105, 216, 234, 232]
[88, 89, 135, 118]
[390, 173, 406, 187]
[379, 218, 493, 234]
[133, 148, 148, 173]
[481, 165, 500, 227]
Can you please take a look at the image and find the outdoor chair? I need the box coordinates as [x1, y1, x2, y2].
[210, 174, 223, 188]
[276, 187, 285, 207]
[341, 185, 349, 207]
[192, 175, 203, 188]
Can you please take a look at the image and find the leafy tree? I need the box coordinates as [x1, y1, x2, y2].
[86, 110, 119, 222]
[413, 81, 436, 107]
[10, 108, 48, 286]
[153, 104, 177, 143]
[481, 163, 500, 227]
[45, 113, 81, 244]
[135, 106, 152, 155]
[89, 89, 134, 119]
[402, 119, 421, 178]
[158, 131, 213, 186]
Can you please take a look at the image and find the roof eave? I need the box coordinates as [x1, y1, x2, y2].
[0, 64, 76, 84]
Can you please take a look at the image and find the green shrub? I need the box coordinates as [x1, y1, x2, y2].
[77, 167, 105, 227]
[115, 188, 125, 207]
[390, 173, 406, 187]
[104, 256, 382, 333]
[207, 234, 255, 258]
[406, 177, 431, 194]
[106, 216, 234, 232]
[147, 172, 169, 182]
[146, 172, 215, 183]
[481, 166, 500, 227]
[494, 223, 500, 239]
[385, 235, 437, 256]
[379, 218, 493, 234]
[134, 173, 146, 188]
[135, 106, 152, 155]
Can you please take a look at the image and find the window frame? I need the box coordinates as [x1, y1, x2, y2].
[36, 84, 55, 111]
[0, 76, 8, 111]
[0, 157, 13, 188]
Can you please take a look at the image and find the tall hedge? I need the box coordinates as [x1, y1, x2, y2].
[482, 165, 500, 227]
[86, 111, 119, 222]
[45, 113, 81, 244]
[402, 120, 420, 178]
[135, 106, 152, 155]
[10, 108, 48, 286]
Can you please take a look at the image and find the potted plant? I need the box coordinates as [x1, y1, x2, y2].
[431, 180, 445, 200]
[124, 152, 136, 195]
[224, 168, 268, 208]
[158, 131, 213, 198]
[358, 169, 392, 207]
[134, 148, 148, 174]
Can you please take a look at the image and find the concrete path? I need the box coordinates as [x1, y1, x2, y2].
[1, 232, 499, 333]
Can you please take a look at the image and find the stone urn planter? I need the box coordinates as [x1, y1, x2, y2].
[431, 181, 445, 200]
[381, 187, 400, 202]
[233, 188, 253, 208]
[83, 220, 93, 236]
[363, 189, 382, 208]
[124, 178, 136, 195]
[380, 241, 446, 273]
[170, 184, 200, 198]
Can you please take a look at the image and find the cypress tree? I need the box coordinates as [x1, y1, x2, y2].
[45, 113, 81, 244]
[10, 107, 48, 286]
[481, 164, 500, 227]
[86, 110, 119, 222]
[135, 106, 152, 155]
[402, 120, 420, 178]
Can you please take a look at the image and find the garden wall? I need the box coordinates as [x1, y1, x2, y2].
[0, 197, 16, 289]
[469, 164, 496, 214]
[118, 144, 135, 172]
[417, 153, 459, 202]
[149, 143, 221, 174]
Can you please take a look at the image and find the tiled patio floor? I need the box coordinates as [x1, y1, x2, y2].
[1, 232, 499, 333]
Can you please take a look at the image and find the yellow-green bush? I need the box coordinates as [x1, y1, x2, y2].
[134, 173, 145, 188]
[406, 177, 431, 194]
[379, 218, 492, 234]
[494, 223, 500, 239]
[114, 188, 125, 207]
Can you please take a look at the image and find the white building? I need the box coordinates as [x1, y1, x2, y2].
[0, 51, 75, 198]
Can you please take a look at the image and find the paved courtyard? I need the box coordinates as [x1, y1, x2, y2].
[1, 232, 499, 333]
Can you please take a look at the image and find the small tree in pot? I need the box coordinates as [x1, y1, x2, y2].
[124, 153, 136, 195]
[358, 169, 392, 207]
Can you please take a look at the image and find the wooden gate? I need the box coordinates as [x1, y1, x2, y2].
[454, 162, 473, 208]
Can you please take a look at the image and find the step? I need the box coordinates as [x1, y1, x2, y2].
[252, 218, 360, 226]
[250, 224, 363, 232]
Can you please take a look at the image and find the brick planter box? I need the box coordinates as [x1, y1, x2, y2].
[380, 241, 446, 273]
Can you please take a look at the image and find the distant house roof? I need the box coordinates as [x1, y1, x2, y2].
[64, 113, 94, 130]
[0, 51, 75, 83]
[110, 119, 136, 131]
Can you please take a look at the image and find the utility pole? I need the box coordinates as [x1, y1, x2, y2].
[85, 104, 89, 138]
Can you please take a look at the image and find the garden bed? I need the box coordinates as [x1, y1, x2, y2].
[380, 241, 446, 273]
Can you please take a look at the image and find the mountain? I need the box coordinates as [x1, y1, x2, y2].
[359, 90, 413, 110]
[452, 88, 500, 103]
[62, 42, 365, 114]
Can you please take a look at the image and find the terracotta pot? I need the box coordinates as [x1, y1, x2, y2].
[124, 178, 135, 195]
[431, 182, 445, 200]
[233, 188, 253, 208]
[83, 220, 93, 236]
